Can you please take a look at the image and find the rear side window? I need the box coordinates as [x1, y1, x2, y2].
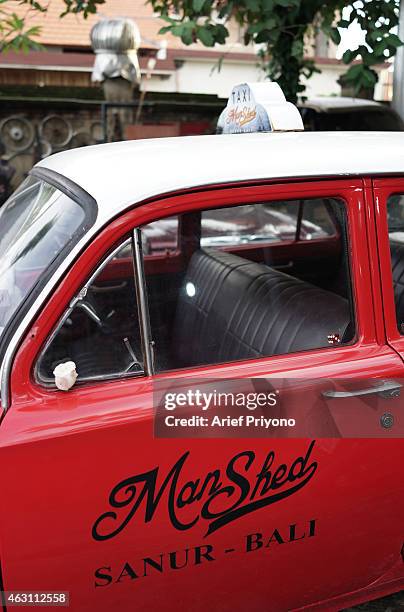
[142, 196, 355, 373]
[387, 194, 404, 333]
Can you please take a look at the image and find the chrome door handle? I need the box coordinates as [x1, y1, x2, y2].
[322, 380, 402, 399]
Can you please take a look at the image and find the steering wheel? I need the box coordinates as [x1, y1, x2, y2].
[76, 299, 105, 329]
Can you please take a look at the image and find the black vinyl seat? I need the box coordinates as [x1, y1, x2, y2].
[173, 249, 351, 367]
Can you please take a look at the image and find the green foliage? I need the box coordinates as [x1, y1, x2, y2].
[149, 0, 402, 102]
[340, 1, 402, 94]
[1, 0, 401, 102]
[0, 0, 105, 52]
[60, 0, 106, 18]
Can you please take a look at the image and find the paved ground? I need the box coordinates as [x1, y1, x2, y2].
[343, 592, 404, 611]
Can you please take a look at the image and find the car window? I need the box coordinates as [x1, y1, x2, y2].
[201, 202, 300, 246]
[299, 199, 336, 240]
[142, 218, 179, 256]
[387, 193, 404, 334]
[139, 200, 335, 255]
[200, 199, 335, 247]
[36, 240, 144, 385]
[141, 197, 355, 373]
[0, 175, 92, 341]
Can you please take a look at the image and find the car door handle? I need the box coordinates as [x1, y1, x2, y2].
[322, 380, 402, 399]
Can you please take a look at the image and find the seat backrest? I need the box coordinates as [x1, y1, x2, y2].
[173, 249, 350, 367]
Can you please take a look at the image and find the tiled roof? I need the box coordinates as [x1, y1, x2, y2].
[5, 0, 246, 51]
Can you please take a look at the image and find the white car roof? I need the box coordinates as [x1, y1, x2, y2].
[37, 131, 404, 228]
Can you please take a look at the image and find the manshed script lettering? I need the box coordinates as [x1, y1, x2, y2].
[92, 441, 317, 541]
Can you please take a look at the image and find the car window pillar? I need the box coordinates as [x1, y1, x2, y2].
[132, 228, 154, 376]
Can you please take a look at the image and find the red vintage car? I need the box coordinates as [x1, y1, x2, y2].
[1, 83, 404, 611]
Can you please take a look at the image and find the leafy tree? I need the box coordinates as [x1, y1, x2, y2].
[1, 0, 401, 102]
[149, 0, 402, 102]
[0, 0, 104, 52]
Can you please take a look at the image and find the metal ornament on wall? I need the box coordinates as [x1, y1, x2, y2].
[40, 115, 73, 149]
[0, 116, 35, 153]
[0, 114, 104, 186]
[69, 131, 94, 149]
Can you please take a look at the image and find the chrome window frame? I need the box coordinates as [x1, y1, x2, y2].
[0, 169, 98, 411]
[132, 228, 154, 375]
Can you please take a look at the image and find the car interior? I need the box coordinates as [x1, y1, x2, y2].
[146, 198, 354, 372]
[37, 252, 144, 382]
[37, 196, 357, 384]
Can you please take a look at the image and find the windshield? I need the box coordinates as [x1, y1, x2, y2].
[0, 175, 88, 338]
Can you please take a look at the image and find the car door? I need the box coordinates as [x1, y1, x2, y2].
[0, 179, 403, 612]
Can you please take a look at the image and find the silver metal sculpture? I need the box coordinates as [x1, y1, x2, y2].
[90, 17, 142, 141]
[90, 18, 141, 86]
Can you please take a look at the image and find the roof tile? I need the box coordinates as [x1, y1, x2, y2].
[6, 0, 246, 51]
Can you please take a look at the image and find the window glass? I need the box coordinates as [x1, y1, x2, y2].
[387, 194, 404, 333]
[201, 202, 298, 246]
[388, 194, 404, 239]
[142, 197, 354, 372]
[300, 199, 336, 240]
[201, 200, 335, 247]
[37, 240, 143, 385]
[142, 218, 179, 256]
[0, 176, 89, 339]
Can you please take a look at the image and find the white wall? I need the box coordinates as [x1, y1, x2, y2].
[144, 57, 264, 97]
[302, 61, 390, 101]
[144, 55, 391, 102]
[302, 64, 342, 97]
[176, 58, 264, 98]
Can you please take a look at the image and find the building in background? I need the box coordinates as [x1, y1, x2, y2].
[0, 0, 391, 100]
[0, 0, 392, 183]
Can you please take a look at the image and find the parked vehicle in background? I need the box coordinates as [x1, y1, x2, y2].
[299, 97, 404, 131]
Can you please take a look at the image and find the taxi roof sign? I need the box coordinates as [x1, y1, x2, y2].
[217, 82, 304, 134]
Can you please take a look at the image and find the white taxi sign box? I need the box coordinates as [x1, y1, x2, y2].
[217, 82, 304, 134]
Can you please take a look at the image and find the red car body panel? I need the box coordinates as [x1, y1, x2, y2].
[0, 178, 403, 611]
